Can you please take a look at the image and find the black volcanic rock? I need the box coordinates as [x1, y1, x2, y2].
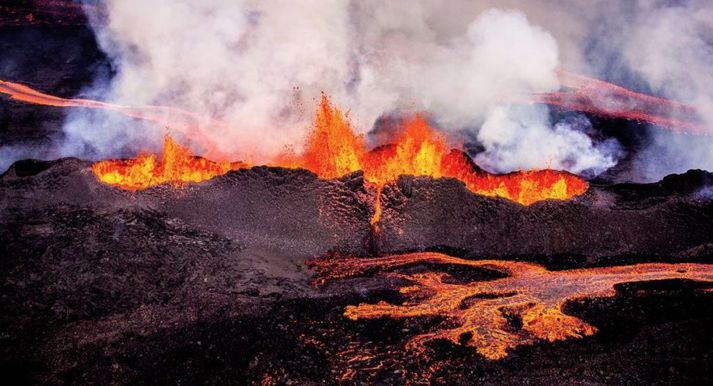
[377, 172, 713, 267]
[2, 158, 713, 384]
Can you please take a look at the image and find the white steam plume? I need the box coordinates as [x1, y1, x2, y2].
[55, 0, 621, 177]
[620, 1, 713, 181]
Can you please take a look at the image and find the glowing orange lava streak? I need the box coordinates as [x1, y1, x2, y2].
[0, 80, 228, 156]
[531, 71, 707, 134]
[308, 252, 713, 360]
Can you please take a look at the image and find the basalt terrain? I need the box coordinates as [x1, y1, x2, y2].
[2, 159, 713, 384]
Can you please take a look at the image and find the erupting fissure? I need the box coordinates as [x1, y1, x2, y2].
[89, 93, 588, 220]
[92, 135, 247, 190]
[288, 95, 589, 224]
[308, 252, 713, 361]
[3, 74, 708, 218]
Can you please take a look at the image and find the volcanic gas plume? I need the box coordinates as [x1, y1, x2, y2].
[5, 73, 706, 226]
[308, 252, 713, 361]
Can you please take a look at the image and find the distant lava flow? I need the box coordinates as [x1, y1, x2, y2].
[532, 71, 706, 134]
[0, 80, 228, 156]
[92, 136, 247, 190]
[308, 252, 713, 360]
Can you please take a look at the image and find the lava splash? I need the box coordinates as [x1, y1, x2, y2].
[92, 135, 246, 190]
[277, 94, 588, 209]
[308, 252, 713, 360]
[89, 94, 588, 208]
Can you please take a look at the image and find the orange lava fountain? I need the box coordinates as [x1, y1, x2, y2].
[308, 252, 713, 360]
[92, 135, 246, 190]
[283, 95, 588, 224]
[1, 80, 588, 207]
[89, 93, 588, 214]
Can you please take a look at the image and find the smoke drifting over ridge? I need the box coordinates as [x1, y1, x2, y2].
[4, 0, 713, 180]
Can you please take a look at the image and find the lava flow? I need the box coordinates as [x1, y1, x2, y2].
[308, 252, 713, 361]
[533, 71, 707, 134]
[0, 79, 228, 156]
[92, 135, 246, 190]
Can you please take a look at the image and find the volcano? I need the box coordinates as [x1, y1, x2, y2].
[2, 2, 713, 386]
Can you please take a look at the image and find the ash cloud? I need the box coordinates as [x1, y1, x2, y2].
[51, 0, 713, 180]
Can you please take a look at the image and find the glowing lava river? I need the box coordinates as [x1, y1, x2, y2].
[308, 252, 713, 370]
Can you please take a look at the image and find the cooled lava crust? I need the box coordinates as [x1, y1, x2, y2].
[1, 159, 713, 384]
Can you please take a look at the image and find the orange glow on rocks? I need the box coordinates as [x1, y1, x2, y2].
[308, 252, 713, 360]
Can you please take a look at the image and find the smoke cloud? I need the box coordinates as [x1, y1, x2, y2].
[620, 1, 713, 180]
[12, 0, 713, 180]
[57, 0, 616, 176]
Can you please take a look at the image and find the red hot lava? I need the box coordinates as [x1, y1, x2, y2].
[0, 80, 591, 217]
[308, 252, 713, 360]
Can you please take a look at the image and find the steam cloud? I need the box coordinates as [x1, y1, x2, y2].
[6, 0, 713, 180]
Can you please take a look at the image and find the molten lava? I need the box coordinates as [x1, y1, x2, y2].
[2, 80, 589, 205]
[284, 95, 589, 221]
[92, 135, 246, 190]
[0, 79, 229, 156]
[3, 74, 708, 206]
[532, 71, 706, 134]
[308, 252, 713, 360]
[87, 94, 587, 207]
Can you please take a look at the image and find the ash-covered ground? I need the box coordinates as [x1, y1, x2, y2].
[2, 6, 713, 385]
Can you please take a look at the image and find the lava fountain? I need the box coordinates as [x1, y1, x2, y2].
[91, 135, 247, 190]
[89, 93, 588, 222]
[274, 94, 589, 219]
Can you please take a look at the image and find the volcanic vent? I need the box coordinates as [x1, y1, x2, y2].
[3, 2, 713, 385]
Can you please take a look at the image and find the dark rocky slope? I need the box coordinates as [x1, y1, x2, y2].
[2, 159, 713, 384]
